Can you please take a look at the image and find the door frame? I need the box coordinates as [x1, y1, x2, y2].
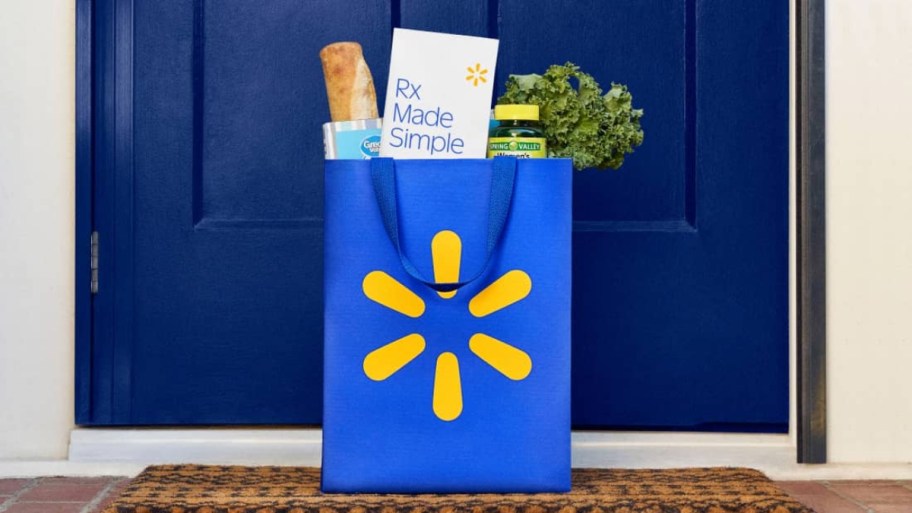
[76, 0, 136, 425]
[796, 0, 827, 464]
[75, 0, 94, 424]
[74, 0, 827, 461]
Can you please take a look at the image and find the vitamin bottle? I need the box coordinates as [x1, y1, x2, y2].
[487, 104, 547, 158]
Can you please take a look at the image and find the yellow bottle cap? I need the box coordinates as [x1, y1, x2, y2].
[494, 104, 540, 121]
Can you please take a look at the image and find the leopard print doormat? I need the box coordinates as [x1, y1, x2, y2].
[102, 465, 812, 513]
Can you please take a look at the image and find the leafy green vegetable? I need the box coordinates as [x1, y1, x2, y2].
[497, 63, 644, 170]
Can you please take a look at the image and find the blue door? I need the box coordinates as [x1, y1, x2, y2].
[81, 0, 788, 431]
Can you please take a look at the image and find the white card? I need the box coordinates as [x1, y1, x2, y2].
[380, 28, 499, 159]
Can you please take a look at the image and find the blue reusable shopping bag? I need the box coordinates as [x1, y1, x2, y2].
[322, 157, 572, 493]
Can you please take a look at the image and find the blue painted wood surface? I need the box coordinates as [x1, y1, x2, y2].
[80, 0, 788, 431]
[75, 0, 94, 424]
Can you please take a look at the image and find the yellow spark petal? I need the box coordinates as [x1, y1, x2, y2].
[432, 230, 461, 299]
[475, 63, 482, 72]
[433, 352, 463, 421]
[469, 333, 532, 380]
[467, 66, 475, 74]
[473, 78, 479, 87]
[468, 270, 532, 317]
[362, 270, 425, 318]
[479, 68, 488, 75]
[363, 333, 426, 381]
[478, 75, 487, 83]
[466, 74, 475, 81]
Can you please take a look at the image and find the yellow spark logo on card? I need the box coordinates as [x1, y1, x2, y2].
[465, 63, 489, 87]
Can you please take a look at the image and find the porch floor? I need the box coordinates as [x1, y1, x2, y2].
[0, 477, 910, 513]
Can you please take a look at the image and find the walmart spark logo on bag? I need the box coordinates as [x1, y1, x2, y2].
[361, 230, 532, 421]
[380, 29, 499, 159]
[322, 157, 572, 492]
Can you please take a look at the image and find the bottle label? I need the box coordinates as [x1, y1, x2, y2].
[333, 129, 382, 159]
[487, 137, 547, 158]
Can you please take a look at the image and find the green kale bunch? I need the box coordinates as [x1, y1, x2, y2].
[498, 62, 644, 170]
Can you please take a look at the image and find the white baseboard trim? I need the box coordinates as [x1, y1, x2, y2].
[68, 428, 323, 466]
[0, 461, 147, 479]
[0, 428, 889, 480]
[68, 429, 793, 467]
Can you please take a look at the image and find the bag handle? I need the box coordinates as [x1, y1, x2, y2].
[370, 156, 517, 292]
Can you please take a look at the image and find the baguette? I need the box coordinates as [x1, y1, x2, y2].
[320, 42, 379, 122]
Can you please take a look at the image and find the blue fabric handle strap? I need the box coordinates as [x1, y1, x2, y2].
[370, 156, 517, 292]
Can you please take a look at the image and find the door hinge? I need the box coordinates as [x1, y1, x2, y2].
[90, 231, 99, 294]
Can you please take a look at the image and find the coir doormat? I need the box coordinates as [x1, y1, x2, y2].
[102, 465, 812, 513]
